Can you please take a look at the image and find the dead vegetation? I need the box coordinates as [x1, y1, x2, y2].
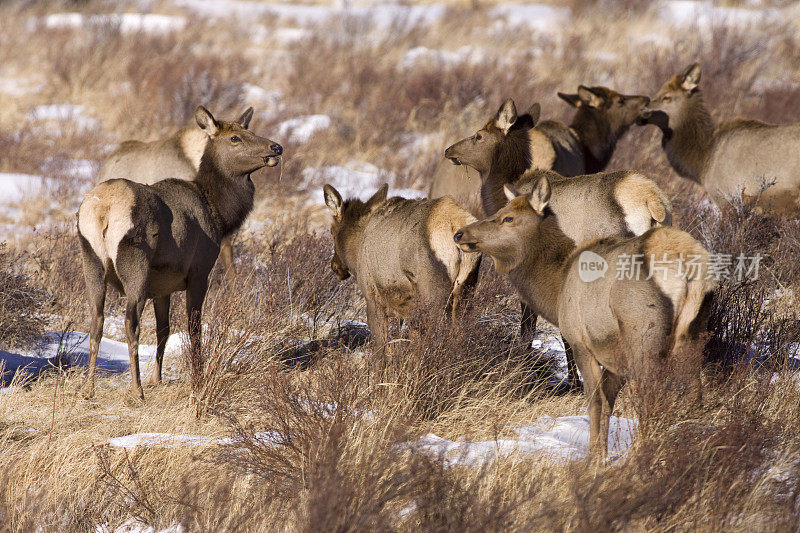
[1, 0, 799, 531]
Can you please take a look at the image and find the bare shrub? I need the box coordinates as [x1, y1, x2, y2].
[0, 243, 46, 348]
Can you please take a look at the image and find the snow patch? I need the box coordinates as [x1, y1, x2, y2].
[275, 114, 331, 144]
[658, 1, 781, 29]
[0, 173, 47, 204]
[0, 330, 185, 386]
[489, 3, 571, 34]
[28, 104, 100, 132]
[176, 1, 446, 29]
[95, 517, 184, 533]
[43, 12, 187, 34]
[302, 161, 425, 204]
[408, 415, 638, 466]
[400, 46, 485, 69]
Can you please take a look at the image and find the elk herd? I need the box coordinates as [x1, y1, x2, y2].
[76, 63, 800, 458]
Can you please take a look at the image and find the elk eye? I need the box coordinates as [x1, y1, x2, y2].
[477, 133, 484, 141]
[502, 216, 513, 223]
[662, 95, 671, 102]
[231, 135, 241, 143]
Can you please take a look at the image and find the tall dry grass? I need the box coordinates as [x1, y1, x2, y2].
[1, 0, 800, 531]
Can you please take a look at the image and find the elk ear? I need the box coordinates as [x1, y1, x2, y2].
[577, 86, 604, 108]
[365, 184, 389, 211]
[528, 176, 551, 215]
[503, 184, 519, 202]
[195, 106, 219, 136]
[558, 92, 581, 108]
[323, 184, 343, 219]
[237, 107, 254, 129]
[526, 102, 541, 125]
[494, 98, 517, 134]
[681, 63, 701, 92]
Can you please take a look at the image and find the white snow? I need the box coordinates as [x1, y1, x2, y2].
[0, 77, 43, 97]
[27, 104, 100, 132]
[489, 3, 571, 34]
[408, 415, 638, 466]
[108, 431, 282, 448]
[400, 46, 485, 69]
[275, 114, 331, 144]
[0, 173, 47, 204]
[658, 1, 781, 29]
[302, 161, 425, 204]
[43, 13, 187, 34]
[96, 517, 184, 533]
[0, 330, 185, 387]
[175, 1, 445, 30]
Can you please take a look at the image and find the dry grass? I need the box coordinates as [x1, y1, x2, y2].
[2, 0, 800, 531]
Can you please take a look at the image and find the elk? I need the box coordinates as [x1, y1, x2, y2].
[77, 106, 282, 400]
[444, 98, 672, 389]
[323, 184, 481, 353]
[640, 63, 800, 216]
[441, 89, 650, 209]
[97, 107, 275, 268]
[454, 177, 715, 458]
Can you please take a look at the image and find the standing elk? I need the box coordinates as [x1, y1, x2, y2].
[77, 106, 282, 400]
[323, 184, 481, 354]
[97, 107, 270, 268]
[454, 176, 715, 458]
[639, 63, 800, 216]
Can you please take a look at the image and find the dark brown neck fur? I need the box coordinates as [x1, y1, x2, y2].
[481, 124, 534, 215]
[195, 151, 255, 237]
[660, 91, 715, 184]
[570, 107, 617, 173]
[506, 213, 574, 326]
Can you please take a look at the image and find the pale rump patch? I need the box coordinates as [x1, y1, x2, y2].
[427, 197, 476, 283]
[614, 174, 673, 235]
[179, 127, 208, 171]
[643, 228, 715, 338]
[78, 181, 136, 264]
[527, 129, 557, 170]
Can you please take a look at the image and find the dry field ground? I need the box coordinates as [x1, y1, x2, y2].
[1, 0, 800, 531]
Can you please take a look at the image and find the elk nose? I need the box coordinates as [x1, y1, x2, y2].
[640, 107, 652, 119]
[270, 143, 283, 155]
[453, 231, 463, 243]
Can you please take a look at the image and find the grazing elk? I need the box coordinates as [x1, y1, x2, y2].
[323, 184, 481, 353]
[77, 106, 282, 400]
[639, 63, 800, 216]
[97, 107, 273, 268]
[454, 177, 715, 458]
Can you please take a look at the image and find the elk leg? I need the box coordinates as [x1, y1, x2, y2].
[600, 369, 625, 455]
[520, 302, 537, 344]
[574, 347, 604, 459]
[365, 297, 389, 363]
[124, 298, 146, 400]
[448, 253, 482, 320]
[562, 339, 583, 392]
[219, 235, 235, 271]
[148, 295, 170, 387]
[79, 237, 106, 399]
[115, 242, 152, 401]
[186, 275, 209, 371]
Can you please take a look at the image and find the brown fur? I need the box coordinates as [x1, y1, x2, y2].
[77, 106, 282, 400]
[324, 184, 480, 352]
[97, 107, 263, 267]
[454, 177, 716, 457]
[641, 63, 800, 216]
[441, 90, 649, 217]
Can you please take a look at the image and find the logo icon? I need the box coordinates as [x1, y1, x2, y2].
[578, 250, 607, 282]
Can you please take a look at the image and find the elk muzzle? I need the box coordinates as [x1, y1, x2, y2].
[263, 143, 283, 167]
[453, 228, 477, 252]
[443, 145, 461, 165]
